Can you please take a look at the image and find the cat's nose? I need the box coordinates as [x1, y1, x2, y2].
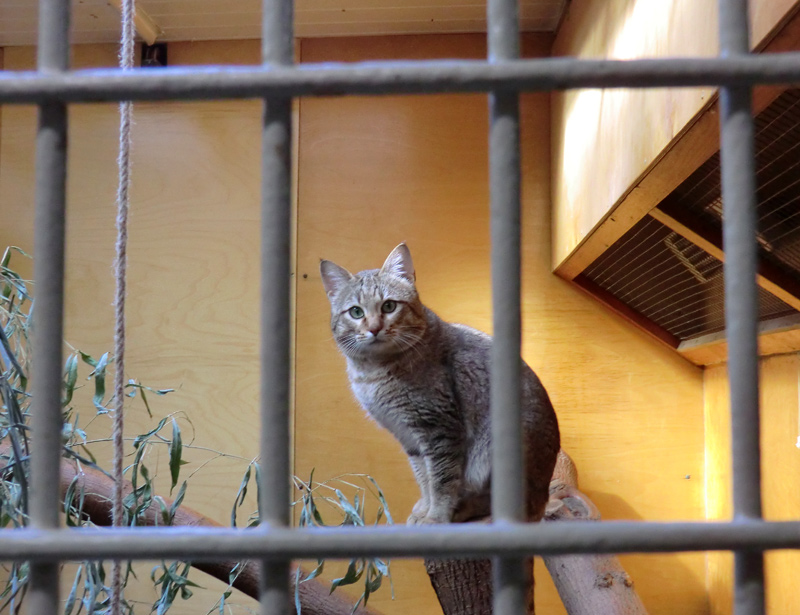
[367, 322, 382, 336]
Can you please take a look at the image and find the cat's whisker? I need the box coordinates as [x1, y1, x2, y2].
[392, 333, 425, 360]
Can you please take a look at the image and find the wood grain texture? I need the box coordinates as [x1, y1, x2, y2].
[572, 274, 681, 350]
[0, 42, 264, 615]
[679, 316, 800, 365]
[2, 34, 706, 615]
[704, 355, 800, 614]
[296, 32, 706, 615]
[0, 0, 567, 45]
[551, 0, 800, 277]
[702, 363, 733, 615]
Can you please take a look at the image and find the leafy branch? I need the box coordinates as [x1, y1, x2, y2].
[1, 246, 395, 614]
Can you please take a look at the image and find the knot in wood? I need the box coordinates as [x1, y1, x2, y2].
[594, 571, 634, 590]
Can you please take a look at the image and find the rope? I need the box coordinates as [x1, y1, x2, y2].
[111, 0, 135, 611]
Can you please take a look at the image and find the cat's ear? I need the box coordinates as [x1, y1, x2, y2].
[381, 243, 415, 283]
[320, 260, 354, 298]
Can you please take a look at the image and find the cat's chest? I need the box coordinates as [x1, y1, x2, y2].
[346, 361, 450, 421]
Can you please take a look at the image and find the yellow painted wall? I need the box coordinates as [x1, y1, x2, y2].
[551, 0, 800, 271]
[0, 41, 264, 614]
[704, 354, 800, 614]
[295, 33, 706, 615]
[1, 34, 706, 615]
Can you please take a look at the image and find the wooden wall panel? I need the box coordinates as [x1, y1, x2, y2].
[551, 0, 800, 275]
[704, 355, 800, 614]
[295, 33, 707, 615]
[0, 42, 263, 614]
[1, 33, 707, 615]
[0, 0, 566, 45]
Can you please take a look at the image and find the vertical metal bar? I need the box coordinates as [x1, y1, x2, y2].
[487, 0, 528, 613]
[259, 0, 293, 612]
[29, 0, 70, 613]
[718, 0, 765, 613]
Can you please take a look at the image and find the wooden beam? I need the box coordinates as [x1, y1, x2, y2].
[678, 313, 800, 365]
[554, 3, 800, 281]
[108, 0, 162, 46]
[650, 200, 800, 313]
[572, 274, 681, 350]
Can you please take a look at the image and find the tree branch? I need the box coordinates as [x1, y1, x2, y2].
[0, 443, 383, 615]
[542, 450, 649, 615]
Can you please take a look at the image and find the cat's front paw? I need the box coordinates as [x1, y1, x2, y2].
[406, 498, 430, 525]
[407, 508, 452, 525]
[406, 513, 425, 525]
[411, 498, 429, 517]
[407, 513, 440, 525]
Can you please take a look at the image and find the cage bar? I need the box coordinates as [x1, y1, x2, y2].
[4, 0, 797, 609]
[258, 0, 294, 612]
[487, 0, 528, 612]
[28, 0, 70, 612]
[3, 55, 800, 104]
[3, 520, 800, 562]
[718, 0, 766, 613]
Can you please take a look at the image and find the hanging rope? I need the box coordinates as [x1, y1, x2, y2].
[111, 0, 135, 612]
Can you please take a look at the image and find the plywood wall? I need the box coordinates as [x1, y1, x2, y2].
[295, 33, 707, 615]
[551, 0, 800, 274]
[704, 354, 800, 614]
[2, 33, 707, 615]
[0, 41, 264, 614]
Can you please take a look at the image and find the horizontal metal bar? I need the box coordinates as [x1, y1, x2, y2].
[2, 520, 800, 563]
[1, 53, 800, 104]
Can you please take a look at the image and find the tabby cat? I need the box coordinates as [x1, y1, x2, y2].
[320, 243, 560, 525]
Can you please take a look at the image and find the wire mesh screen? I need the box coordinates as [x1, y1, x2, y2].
[666, 88, 800, 279]
[582, 216, 798, 340]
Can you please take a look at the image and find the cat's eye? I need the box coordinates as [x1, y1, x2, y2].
[348, 306, 365, 319]
[381, 300, 397, 314]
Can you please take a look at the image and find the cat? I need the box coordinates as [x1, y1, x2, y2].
[320, 243, 560, 525]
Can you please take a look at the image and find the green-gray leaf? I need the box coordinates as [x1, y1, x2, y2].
[330, 559, 364, 591]
[169, 418, 182, 493]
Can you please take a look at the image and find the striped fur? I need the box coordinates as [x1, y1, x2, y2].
[320, 244, 560, 525]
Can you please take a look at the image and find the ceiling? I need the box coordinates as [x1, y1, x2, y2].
[0, 0, 568, 46]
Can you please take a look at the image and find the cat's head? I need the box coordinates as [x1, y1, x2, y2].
[320, 243, 427, 360]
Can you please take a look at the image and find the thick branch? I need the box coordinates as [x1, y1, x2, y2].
[425, 449, 650, 615]
[542, 450, 649, 615]
[0, 443, 382, 615]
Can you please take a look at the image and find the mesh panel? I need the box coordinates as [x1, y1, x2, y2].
[583, 216, 797, 340]
[668, 88, 800, 276]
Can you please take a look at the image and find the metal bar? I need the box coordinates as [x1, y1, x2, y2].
[259, 0, 293, 612]
[488, 90, 524, 524]
[3, 54, 800, 104]
[2, 520, 800, 562]
[29, 0, 70, 612]
[487, 0, 528, 612]
[719, 0, 765, 613]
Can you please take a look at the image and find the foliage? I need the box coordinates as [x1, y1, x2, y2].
[0, 247, 394, 614]
[231, 468, 395, 614]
